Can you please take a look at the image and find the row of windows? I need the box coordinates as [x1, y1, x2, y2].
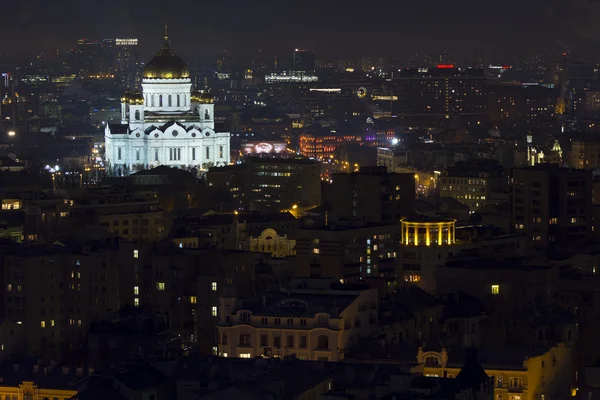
[145, 93, 188, 108]
[118, 146, 226, 161]
[222, 333, 329, 349]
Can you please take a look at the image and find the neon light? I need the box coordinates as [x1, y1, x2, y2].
[436, 64, 454, 69]
[502, 65, 511, 69]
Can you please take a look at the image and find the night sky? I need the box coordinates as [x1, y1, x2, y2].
[2, 0, 600, 57]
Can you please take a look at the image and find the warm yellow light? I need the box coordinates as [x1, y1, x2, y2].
[234, 210, 239, 215]
[7, 130, 15, 137]
[292, 204, 298, 210]
[491, 284, 500, 295]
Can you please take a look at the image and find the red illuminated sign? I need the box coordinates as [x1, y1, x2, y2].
[502, 65, 511, 69]
[436, 64, 454, 69]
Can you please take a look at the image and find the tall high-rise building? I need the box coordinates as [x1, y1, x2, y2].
[329, 166, 415, 224]
[293, 49, 316, 72]
[391, 65, 486, 121]
[206, 157, 321, 212]
[510, 165, 592, 248]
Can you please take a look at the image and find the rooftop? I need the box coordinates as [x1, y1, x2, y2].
[229, 290, 364, 319]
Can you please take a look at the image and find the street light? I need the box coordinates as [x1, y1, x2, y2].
[7, 130, 15, 137]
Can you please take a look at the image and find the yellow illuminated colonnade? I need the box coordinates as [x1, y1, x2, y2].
[400, 218, 456, 246]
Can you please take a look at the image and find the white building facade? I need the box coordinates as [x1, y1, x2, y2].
[104, 30, 230, 174]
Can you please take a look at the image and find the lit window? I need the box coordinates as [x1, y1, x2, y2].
[77, 320, 82, 327]
[312, 248, 320, 254]
[133, 286, 139, 295]
[223, 352, 228, 358]
[134, 298, 139, 307]
[212, 306, 218, 317]
[50, 320, 55, 326]
[491, 284, 500, 295]
[156, 282, 165, 291]
[212, 282, 217, 291]
[190, 296, 197, 304]
[40, 321, 46, 328]
[133, 249, 139, 259]
[239, 353, 251, 359]
[6, 284, 11, 292]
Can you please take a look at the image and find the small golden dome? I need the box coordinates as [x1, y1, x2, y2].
[121, 90, 132, 103]
[128, 91, 144, 105]
[199, 90, 215, 104]
[143, 28, 189, 79]
[191, 88, 203, 103]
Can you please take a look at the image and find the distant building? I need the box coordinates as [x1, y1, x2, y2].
[294, 223, 399, 282]
[510, 165, 592, 248]
[417, 343, 573, 400]
[299, 133, 360, 160]
[68, 187, 170, 242]
[216, 279, 379, 361]
[246, 228, 296, 258]
[293, 49, 316, 72]
[206, 157, 321, 212]
[392, 66, 486, 121]
[439, 159, 507, 211]
[329, 166, 415, 224]
[569, 137, 600, 170]
[399, 217, 526, 293]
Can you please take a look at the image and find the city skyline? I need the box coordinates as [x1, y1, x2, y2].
[3, 0, 600, 58]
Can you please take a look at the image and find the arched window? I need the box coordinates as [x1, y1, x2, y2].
[168, 95, 172, 107]
[219, 145, 224, 158]
[205, 109, 210, 120]
[135, 110, 140, 120]
[425, 356, 439, 366]
[177, 95, 180, 107]
[151, 95, 155, 107]
[317, 335, 329, 350]
[159, 95, 163, 107]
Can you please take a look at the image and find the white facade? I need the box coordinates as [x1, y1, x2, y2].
[104, 66, 230, 174]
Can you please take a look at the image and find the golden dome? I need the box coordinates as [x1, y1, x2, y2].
[120, 90, 132, 103]
[128, 91, 144, 105]
[191, 88, 203, 103]
[143, 27, 189, 80]
[199, 90, 215, 104]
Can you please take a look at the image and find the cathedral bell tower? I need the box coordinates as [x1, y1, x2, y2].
[128, 91, 144, 127]
[197, 90, 215, 130]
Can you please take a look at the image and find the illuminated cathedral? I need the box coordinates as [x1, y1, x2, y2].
[104, 27, 230, 173]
